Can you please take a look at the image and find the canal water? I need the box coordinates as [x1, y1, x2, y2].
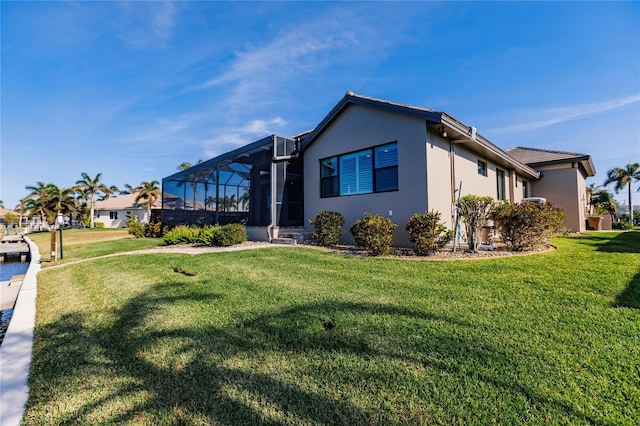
[1, 261, 29, 281]
[0, 261, 30, 346]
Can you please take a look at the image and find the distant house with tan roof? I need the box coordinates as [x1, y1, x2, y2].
[94, 193, 161, 228]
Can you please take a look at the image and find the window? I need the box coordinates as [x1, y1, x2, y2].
[522, 181, 528, 198]
[496, 169, 506, 201]
[109, 211, 118, 220]
[477, 160, 487, 176]
[320, 142, 398, 197]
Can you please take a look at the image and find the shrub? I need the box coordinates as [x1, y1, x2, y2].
[406, 210, 454, 255]
[612, 221, 633, 230]
[310, 210, 345, 246]
[491, 201, 565, 251]
[457, 195, 495, 252]
[128, 222, 145, 238]
[217, 223, 247, 246]
[350, 212, 397, 256]
[197, 225, 222, 246]
[162, 225, 200, 245]
[144, 220, 164, 238]
[94, 222, 105, 229]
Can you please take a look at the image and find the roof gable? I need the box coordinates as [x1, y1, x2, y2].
[300, 91, 540, 180]
[507, 147, 596, 176]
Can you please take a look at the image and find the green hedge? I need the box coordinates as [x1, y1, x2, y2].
[310, 210, 345, 246]
[350, 213, 396, 256]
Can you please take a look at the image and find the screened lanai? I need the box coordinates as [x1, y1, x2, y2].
[161, 135, 303, 232]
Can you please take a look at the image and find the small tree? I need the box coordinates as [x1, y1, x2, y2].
[406, 211, 453, 255]
[350, 212, 396, 256]
[456, 195, 495, 252]
[310, 210, 345, 246]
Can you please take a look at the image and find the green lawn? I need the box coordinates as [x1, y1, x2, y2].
[24, 232, 640, 425]
[27, 228, 163, 266]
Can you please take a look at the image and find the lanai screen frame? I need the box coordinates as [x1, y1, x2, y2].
[161, 136, 274, 226]
[161, 134, 300, 228]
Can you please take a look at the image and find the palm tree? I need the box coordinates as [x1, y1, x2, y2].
[75, 172, 111, 228]
[119, 183, 139, 195]
[590, 189, 618, 219]
[585, 183, 603, 215]
[25, 181, 53, 226]
[604, 163, 640, 224]
[14, 198, 28, 228]
[135, 180, 161, 221]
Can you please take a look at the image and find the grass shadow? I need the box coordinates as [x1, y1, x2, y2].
[614, 267, 640, 309]
[590, 231, 640, 253]
[26, 284, 604, 424]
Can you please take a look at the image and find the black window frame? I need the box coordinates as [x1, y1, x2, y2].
[320, 142, 398, 198]
[496, 169, 506, 201]
[477, 160, 488, 177]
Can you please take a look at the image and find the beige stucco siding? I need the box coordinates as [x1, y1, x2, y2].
[529, 164, 587, 232]
[303, 104, 428, 246]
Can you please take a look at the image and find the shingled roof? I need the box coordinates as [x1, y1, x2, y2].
[94, 193, 161, 210]
[506, 147, 595, 176]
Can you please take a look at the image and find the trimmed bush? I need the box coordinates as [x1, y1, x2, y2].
[162, 225, 200, 246]
[217, 223, 247, 246]
[457, 195, 495, 252]
[491, 201, 565, 251]
[144, 220, 164, 238]
[406, 211, 454, 255]
[128, 222, 145, 238]
[612, 221, 633, 230]
[197, 225, 222, 246]
[350, 212, 397, 256]
[310, 210, 345, 246]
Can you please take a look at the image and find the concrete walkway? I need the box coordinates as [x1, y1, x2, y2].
[0, 237, 41, 426]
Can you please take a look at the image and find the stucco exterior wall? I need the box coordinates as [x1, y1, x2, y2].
[95, 208, 149, 228]
[529, 164, 587, 232]
[303, 104, 428, 247]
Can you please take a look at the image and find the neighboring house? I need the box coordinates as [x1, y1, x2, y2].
[506, 147, 596, 233]
[94, 193, 160, 228]
[162, 91, 596, 246]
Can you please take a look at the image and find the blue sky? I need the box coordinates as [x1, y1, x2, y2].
[2, 1, 639, 209]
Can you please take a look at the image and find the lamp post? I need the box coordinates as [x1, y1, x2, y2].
[57, 212, 64, 260]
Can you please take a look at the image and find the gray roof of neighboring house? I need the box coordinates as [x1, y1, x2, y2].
[94, 193, 161, 210]
[300, 91, 541, 180]
[506, 147, 596, 176]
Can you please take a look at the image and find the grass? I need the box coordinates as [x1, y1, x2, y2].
[27, 228, 163, 266]
[23, 231, 640, 425]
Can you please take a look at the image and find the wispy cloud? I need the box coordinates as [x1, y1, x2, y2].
[489, 94, 640, 134]
[115, 2, 177, 49]
[194, 6, 391, 113]
[203, 117, 288, 158]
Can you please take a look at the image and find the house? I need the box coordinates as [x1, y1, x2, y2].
[161, 91, 595, 246]
[94, 193, 160, 228]
[505, 147, 595, 233]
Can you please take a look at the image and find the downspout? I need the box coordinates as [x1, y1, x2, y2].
[267, 136, 300, 242]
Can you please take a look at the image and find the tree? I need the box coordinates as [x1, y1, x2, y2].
[14, 198, 28, 228]
[0, 200, 4, 209]
[25, 181, 53, 226]
[177, 158, 203, 171]
[119, 183, 139, 195]
[585, 183, 603, 215]
[457, 195, 495, 252]
[135, 180, 161, 221]
[604, 163, 640, 224]
[75, 172, 110, 228]
[591, 189, 618, 218]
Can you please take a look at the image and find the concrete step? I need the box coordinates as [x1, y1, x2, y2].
[271, 238, 297, 245]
